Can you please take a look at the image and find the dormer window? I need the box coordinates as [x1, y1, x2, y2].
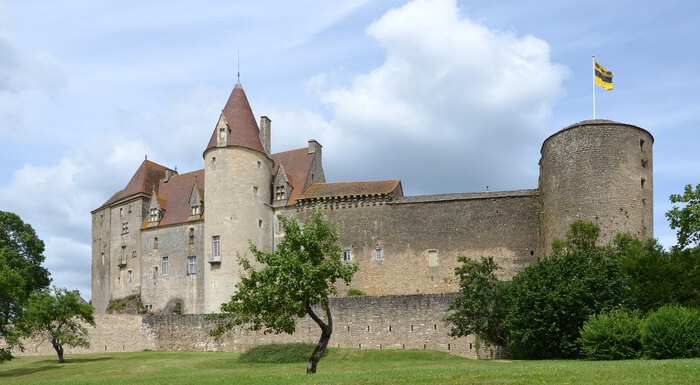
[219, 127, 225, 138]
[275, 185, 286, 200]
[191, 205, 201, 216]
[149, 208, 159, 222]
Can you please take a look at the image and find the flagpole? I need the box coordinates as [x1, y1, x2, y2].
[592, 55, 596, 119]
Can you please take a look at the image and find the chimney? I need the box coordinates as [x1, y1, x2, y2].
[260, 116, 271, 155]
[308, 139, 322, 178]
[164, 168, 177, 183]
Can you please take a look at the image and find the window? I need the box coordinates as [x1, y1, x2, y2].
[256, 161, 261, 168]
[253, 186, 259, 196]
[343, 249, 352, 262]
[428, 250, 438, 267]
[119, 207, 123, 216]
[219, 127, 225, 138]
[212, 236, 220, 259]
[153, 266, 158, 280]
[101, 252, 104, 265]
[162, 256, 169, 275]
[120, 246, 126, 264]
[258, 219, 263, 228]
[117, 276, 121, 286]
[128, 269, 133, 283]
[187, 256, 197, 275]
[189, 228, 195, 244]
[191, 205, 201, 215]
[275, 185, 286, 200]
[153, 237, 158, 249]
[277, 218, 284, 233]
[376, 248, 383, 261]
[149, 208, 159, 222]
[122, 221, 129, 233]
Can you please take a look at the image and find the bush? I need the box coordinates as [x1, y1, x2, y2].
[579, 309, 642, 360]
[641, 304, 700, 359]
[346, 288, 366, 296]
[504, 221, 629, 359]
[238, 343, 320, 363]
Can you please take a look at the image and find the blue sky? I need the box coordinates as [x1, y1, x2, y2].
[1, 0, 698, 300]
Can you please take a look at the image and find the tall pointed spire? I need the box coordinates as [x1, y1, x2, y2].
[204, 79, 265, 155]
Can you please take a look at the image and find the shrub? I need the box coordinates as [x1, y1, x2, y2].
[238, 343, 320, 363]
[641, 304, 700, 359]
[346, 288, 366, 296]
[504, 221, 630, 359]
[579, 309, 642, 360]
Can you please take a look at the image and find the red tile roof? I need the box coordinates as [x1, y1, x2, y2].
[205, 83, 266, 154]
[96, 160, 170, 210]
[272, 148, 315, 206]
[144, 169, 205, 228]
[298, 180, 402, 200]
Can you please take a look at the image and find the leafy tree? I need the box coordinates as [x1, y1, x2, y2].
[504, 220, 629, 359]
[666, 183, 700, 249]
[615, 234, 700, 311]
[444, 256, 507, 351]
[21, 287, 95, 363]
[210, 211, 357, 374]
[0, 211, 51, 361]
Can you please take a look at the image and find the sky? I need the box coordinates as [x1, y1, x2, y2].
[1, 0, 699, 301]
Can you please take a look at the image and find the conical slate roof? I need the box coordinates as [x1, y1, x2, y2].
[205, 82, 266, 154]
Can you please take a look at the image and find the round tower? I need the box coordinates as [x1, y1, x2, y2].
[202, 81, 274, 313]
[539, 119, 653, 255]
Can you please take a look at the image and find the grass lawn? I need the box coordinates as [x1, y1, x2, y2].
[0, 349, 698, 385]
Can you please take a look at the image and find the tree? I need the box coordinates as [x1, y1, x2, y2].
[21, 287, 95, 363]
[504, 220, 629, 359]
[0, 211, 51, 361]
[444, 256, 507, 354]
[666, 183, 700, 249]
[210, 211, 357, 374]
[615, 233, 700, 311]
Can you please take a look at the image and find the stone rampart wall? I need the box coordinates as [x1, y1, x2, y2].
[10, 294, 505, 359]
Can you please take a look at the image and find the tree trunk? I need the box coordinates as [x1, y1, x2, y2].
[52, 338, 64, 364]
[306, 300, 333, 374]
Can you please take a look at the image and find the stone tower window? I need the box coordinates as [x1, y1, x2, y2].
[640, 138, 645, 150]
[641, 177, 646, 188]
[161, 256, 169, 275]
[189, 228, 195, 244]
[153, 266, 158, 280]
[120, 246, 126, 265]
[149, 208, 159, 222]
[122, 221, 129, 234]
[187, 256, 197, 275]
[375, 248, 383, 261]
[101, 252, 104, 265]
[212, 236, 221, 261]
[153, 237, 158, 250]
[128, 269, 133, 283]
[428, 250, 438, 267]
[343, 249, 352, 262]
[275, 185, 286, 200]
[258, 219, 263, 228]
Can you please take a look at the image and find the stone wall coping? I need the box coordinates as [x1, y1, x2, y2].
[391, 189, 538, 204]
[540, 119, 654, 155]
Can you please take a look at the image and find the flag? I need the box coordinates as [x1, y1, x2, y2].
[594, 60, 613, 90]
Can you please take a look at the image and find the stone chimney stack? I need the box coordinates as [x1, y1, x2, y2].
[260, 116, 271, 154]
[308, 139, 322, 165]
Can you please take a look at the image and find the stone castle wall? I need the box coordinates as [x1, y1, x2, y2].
[296, 190, 540, 295]
[140, 222, 205, 314]
[11, 294, 505, 360]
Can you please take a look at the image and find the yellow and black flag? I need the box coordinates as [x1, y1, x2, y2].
[594, 60, 613, 90]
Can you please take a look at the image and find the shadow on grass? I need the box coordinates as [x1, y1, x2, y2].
[0, 365, 60, 378]
[0, 356, 112, 378]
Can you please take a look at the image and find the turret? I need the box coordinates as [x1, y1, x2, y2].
[538, 120, 653, 255]
[202, 80, 274, 313]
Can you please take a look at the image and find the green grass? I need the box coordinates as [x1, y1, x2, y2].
[0, 349, 698, 384]
[238, 343, 319, 363]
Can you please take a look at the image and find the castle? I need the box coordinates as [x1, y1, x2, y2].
[91, 79, 654, 315]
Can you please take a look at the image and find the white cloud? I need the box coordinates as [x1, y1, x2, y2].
[274, 0, 568, 192]
[44, 236, 91, 299]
